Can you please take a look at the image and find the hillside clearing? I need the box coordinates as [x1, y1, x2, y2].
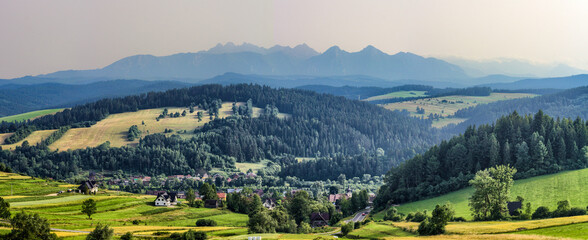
[0, 129, 57, 150]
[0, 108, 64, 122]
[364, 91, 428, 101]
[375, 168, 588, 220]
[380, 93, 537, 128]
[48, 102, 289, 151]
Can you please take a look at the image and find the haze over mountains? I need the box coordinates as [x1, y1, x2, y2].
[1, 42, 587, 91]
[34, 43, 467, 83]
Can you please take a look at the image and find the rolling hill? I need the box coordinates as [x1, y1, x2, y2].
[378, 168, 588, 219]
[0, 80, 191, 117]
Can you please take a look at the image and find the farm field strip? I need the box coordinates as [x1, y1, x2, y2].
[0, 108, 64, 123]
[364, 91, 428, 101]
[0, 129, 57, 150]
[380, 92, 537, 128]
[390, 215, 588, 235]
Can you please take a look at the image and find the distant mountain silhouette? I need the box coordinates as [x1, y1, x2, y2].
[35, 43, 469, 83]
[444, 57, 588, 78]
[481, 74, 588, 89]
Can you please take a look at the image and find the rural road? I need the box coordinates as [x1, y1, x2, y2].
[346, 208, 372, 223]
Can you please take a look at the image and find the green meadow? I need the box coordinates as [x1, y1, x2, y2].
[0, 108, 63, 122]
[374, 168, 588, 220]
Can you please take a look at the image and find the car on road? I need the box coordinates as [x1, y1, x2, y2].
[362, 213, 366, 216]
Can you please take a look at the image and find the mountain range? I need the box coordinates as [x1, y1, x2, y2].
[12, 43, 469, 84]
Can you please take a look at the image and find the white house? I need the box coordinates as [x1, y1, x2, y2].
[154, 192, 177, 206]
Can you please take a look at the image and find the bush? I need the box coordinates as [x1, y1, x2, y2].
[411, 211, 427, 222]
[193, 200, 204, 208]
[120, 232, 133, 240]
[383, 207, 404, 222]
[532, 206, 551, 219]
[341, 222, 354, 236]
[354, 221, 361, 229]
[132, 220, 141, 225]
[417, 204, 454, 236]
[452, 217, 467, 222]
[183, 230, 207, 240]
[297, 222, 312, 234]
[567, 207, 587, 216]
[86, 223, 114, 240]
[196, 219, 217, 227]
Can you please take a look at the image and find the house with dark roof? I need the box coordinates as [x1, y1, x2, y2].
[78, 180, 98, 194]
[310, 212, 330, 228]
[154, 192, 178, 206]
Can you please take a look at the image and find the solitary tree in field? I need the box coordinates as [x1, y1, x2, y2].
[0, 197, 10, 219]
[469, 165, 516, 220]
[186, 188, 196, 206]
[82, 199, 97, 219]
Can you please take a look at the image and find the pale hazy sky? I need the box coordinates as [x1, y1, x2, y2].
[1, 0, 587, 78]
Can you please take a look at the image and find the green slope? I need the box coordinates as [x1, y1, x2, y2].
[377, 168, 588, 220]
[0, 108, 63, 122]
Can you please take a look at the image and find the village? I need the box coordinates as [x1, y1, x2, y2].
[67, 171, 377, 228]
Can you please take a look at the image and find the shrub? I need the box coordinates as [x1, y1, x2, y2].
[341, 222, 354, 236]
[183, 230, 207, 240]
[298, 222, 312, 234]
[411, 211, 427, 222]
[131, 220, 141, 225]
[120, 232, 133, 240]
[196, 219, 217, 227]
[567, 207, 587, 216]
[354, 221, 361, 229]
[452, 216, 467, 222]
[532, 206, 551, 219]
[86, 223, 114, 240]
[417, 204, 454, 236]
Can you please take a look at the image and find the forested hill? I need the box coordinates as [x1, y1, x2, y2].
[375, 110, 588, 209]
[0, 84, 439, 180]
[449, 86, 588, 134]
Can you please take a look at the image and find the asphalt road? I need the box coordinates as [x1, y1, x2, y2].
[348, 208, 372, 223]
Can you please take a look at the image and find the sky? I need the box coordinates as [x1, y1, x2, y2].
[1, 0, 587, 78]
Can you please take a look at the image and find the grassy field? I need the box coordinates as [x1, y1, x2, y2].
[390, 215, 588, 235]
[380, 93, 537, 128]
[0, 129, 57, 150]
[48, 102, 289, 151]
[364, 91, 428, 101]
[235, 159, 270, 173]
[518, 222, 588, 239]
[374, 168, 588, 220]
[0, 108, 64, 122]
[347, 222, 415, 239]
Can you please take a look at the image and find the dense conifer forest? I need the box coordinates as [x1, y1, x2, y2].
[0, 84, 439, 180]
[375, 110, 588, 209]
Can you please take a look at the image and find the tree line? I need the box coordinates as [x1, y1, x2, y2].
[375, 110, 588, 209]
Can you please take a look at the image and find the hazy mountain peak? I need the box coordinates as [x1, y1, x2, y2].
[324, 46, 345, 55]
[359, 45, 385, 55]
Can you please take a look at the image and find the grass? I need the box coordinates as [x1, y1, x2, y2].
[517, 221, 588, 239]
[48, 102, 290, 151]
[347, 222, 415, 238]
[235, 159, 270, 173]
[390, 215, 588, 235]
[0, 129, 57, 150]
[381, 93, 537, 128]
[0, 108, 64, 122]
[375, 168, 588, 220]
[365, 91, 429, 101]
[2, 171, 586, 239]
